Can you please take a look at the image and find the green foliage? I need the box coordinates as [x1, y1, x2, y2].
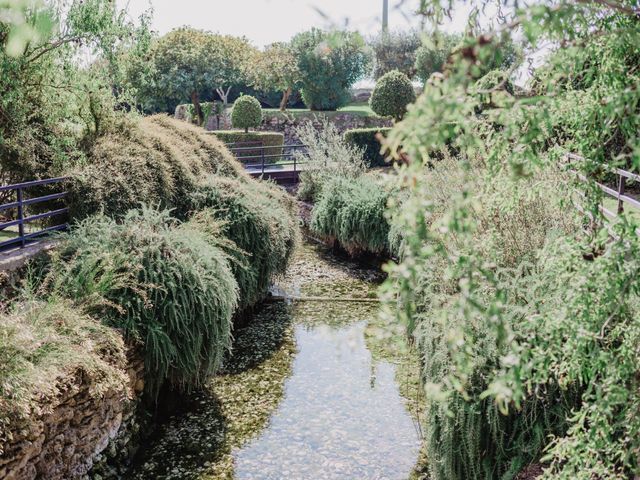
[343, 128, 392, 167]
[0, 0, 150, 185]
[369, 30, 422, 79]
[311, 175, 390, 255]
[293, 118, 366, 202]
[0, 299, 128, 446]
[248, 42, 300, 111]
[384, 2, 640, 479]
[0, 0, 53, 57]
[189, 176, 299, 310]
[472, 69, 515, 112]
[291, 28, 371, 111]
[67, 115, 244, 221]
[231, 95, 263, 132]
[139, 28, 257, 122]
[414, 32, 461, 83]
[41, 207, 238, 397]
[369, 70, 416, 121]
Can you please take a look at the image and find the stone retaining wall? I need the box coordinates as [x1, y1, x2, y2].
[0, 352, 145, 480]
[174, 107, 392, 145]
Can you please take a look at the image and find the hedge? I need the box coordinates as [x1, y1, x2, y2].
[211, 131, 284, 164]
[344, 128, 392, 167]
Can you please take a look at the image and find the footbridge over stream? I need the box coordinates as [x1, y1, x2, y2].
[227, 142, 309, 185]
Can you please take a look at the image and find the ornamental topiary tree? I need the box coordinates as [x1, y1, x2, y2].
[231, 95, 262, 133]
[369, 70, 416, 121]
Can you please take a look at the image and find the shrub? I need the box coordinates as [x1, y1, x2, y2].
[291, 28, 371, 111]
[211, 131, 284, 164]
[293, 118, 366, 202]
[472, 69, 515, 111]
[414, 33, 461, 83]
[66, 115, 244, 221]
[311, 175, 390, 255]
[384, 152, 582, 479]
[369, 70, 416, 121]
[41, 207, 238, 397]
[344, 128, 392, 167]
[369, 31, 422, 79]
[189, 175, 299, 310]
[0, 300, 128, 440]
[231, 95, 262, 133]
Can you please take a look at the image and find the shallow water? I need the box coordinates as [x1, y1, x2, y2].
[234, 318, 420, 480]
[128, 242, 423, 480]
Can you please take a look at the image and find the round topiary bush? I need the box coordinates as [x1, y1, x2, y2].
[231, 95, 263, 132]
[369, 70, 416, 121]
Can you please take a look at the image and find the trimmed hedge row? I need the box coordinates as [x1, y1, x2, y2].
[343, 128, 392, 167]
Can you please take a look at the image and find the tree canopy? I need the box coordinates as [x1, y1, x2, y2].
[248, 42, 300, 111]
[140, 28, 256, 124]
[369, 30, 422, 79]
[291, 28, 371, 111]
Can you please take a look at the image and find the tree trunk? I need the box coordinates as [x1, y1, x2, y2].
[216, 86, 232, 108]
[279, 87, 292, 111]
[191, 91, 204, 126]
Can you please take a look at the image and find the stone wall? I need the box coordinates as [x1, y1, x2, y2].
[175, 106, 392, 145]
[252, 113, 392, 145]
[0, 352, 145, 480]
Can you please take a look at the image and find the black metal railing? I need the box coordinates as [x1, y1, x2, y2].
[227, 143, 309, 176]
[0, 177, 69, 252]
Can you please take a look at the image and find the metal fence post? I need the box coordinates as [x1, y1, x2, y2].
[261, 146, 265, 175]
[16, 187, 25, 248]
[617, 173, 626, 214]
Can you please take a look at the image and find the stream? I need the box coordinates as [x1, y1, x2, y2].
[129, 241, 424, 480]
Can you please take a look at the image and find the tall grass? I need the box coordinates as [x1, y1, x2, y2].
[39, 207, 238, 397]
[311, 175, 391, 255]
[189, 175, 299, 309]
[294, 118, 366, 202]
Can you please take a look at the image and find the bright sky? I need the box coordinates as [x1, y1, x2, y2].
[118, 0, 472, 47]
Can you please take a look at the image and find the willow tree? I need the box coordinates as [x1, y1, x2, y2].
[384, 1, 640, 479]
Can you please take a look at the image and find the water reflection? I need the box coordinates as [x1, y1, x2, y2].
[233, 317, 421, 480]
